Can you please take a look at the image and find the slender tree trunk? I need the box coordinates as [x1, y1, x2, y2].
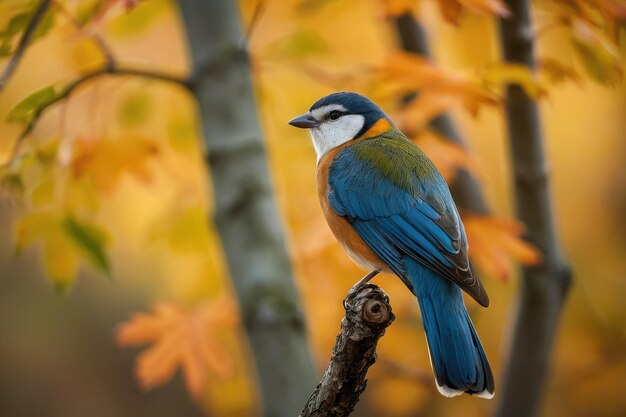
[394, 14, 489, 215]
[177, 1, 316, 416]
[495, 1, 573, 417]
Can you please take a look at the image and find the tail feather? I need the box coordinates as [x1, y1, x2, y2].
[408, 261, 495, 398]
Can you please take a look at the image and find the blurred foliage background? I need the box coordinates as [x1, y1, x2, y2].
[0, 0, 624, 416]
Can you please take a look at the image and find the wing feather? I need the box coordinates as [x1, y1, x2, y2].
[329, 134, 489, 307]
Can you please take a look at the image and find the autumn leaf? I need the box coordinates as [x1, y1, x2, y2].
[15, 212, 111, 290]
[117, 297, 239, 397]
[538, 57, 583, 85]
[374, 53, 498, 123]
[71, 135, 159, 194]
[463, 214, 542, 281]
[436, 0, 509, 24]
[478, 62, 548, 99]
[570, 18, 623, 85]
[412, 130, 480, 182]
[382, 0, 423, 19]
[6, 86, 61, 124]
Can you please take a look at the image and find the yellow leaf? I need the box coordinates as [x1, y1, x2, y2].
[68, 37, 106, 74]
[413, 131, 480, 182]
[463, 214, 542, 281]
[479, 62, 548, 99]
[30, 175, 56, 207]
[117, 297, 239, 397]
[15, 212, 79, 289]
[42, 228, 80, 291]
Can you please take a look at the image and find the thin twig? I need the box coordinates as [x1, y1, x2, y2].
[0, 0, 53, 93]
[1, 66, 190, 169]
[54, 0, 116, 68]
[240, 0, 265, 46]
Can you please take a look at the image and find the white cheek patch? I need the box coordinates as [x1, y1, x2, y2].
[309, 114, 365, 161]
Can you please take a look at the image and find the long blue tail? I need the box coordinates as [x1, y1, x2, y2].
[407, 261, 495, 398]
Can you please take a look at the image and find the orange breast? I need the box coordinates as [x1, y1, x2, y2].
[316, 143, 389, 272]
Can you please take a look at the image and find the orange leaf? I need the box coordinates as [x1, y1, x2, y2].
[373, 53, 499, 121]
[436, 0, 509, 24]
[71, 135, 159, 194]
[382, 0, 423, 18]
[412, 131, 480, 182]
[117, 297, 238, 397]
[459, 0, 510, 17]
[463, 215, 542, 282]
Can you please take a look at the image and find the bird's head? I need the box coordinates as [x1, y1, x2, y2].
[288, 92, 392, 160]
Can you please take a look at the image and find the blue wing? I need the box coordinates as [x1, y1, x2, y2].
[328, 135, 489, 307]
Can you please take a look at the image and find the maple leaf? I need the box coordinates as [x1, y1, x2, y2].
[374, 53, 498, 124]
[463, 214, 542, 282]
[71, 135, 159, 194]
[412, 130, 480, 182]
[116, 297, 238, 397]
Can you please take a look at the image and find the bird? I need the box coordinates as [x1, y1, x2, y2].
[288, 92, 494, 398]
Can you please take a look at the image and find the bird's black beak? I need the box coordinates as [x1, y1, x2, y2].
[288, 113, 319, 129]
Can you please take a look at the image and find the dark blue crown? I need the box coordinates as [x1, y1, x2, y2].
[310, 92, 389, 138]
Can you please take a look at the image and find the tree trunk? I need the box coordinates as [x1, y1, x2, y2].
[177, 1, 317, 416]
[494, 1, 573, 417]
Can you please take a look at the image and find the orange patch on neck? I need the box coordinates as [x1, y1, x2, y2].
[358, 118, 392, 140]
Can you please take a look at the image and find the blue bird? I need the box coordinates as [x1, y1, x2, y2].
[288, 92, 494, 398]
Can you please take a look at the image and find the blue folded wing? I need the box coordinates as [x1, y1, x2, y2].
[328, 137, 489, 307]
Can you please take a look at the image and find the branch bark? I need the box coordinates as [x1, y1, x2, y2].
[0, 0, 52, 93]
[300, 284, 394, 417]
[495, 2, 573, 417]
[394, 14, 489, 215]
[1, 66, 189, 169]
[177, 1, 317, 416]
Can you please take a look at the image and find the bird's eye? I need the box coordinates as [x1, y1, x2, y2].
[329, 110, 342, 121]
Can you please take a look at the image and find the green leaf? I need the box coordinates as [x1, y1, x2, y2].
[0, 40, 11, 57]
[32, 9, 55, 41]
[118, 90, 151, 127]
[63, 216, 111, 276]
[7, 85, 59, 124]
[1, 12, 32, 37]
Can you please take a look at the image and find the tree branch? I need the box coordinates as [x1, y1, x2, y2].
[0, 0, 53, 93]
[300, 284, 395, 417]
[1, 66, 189, 169]
[494, 1, 573, 417]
